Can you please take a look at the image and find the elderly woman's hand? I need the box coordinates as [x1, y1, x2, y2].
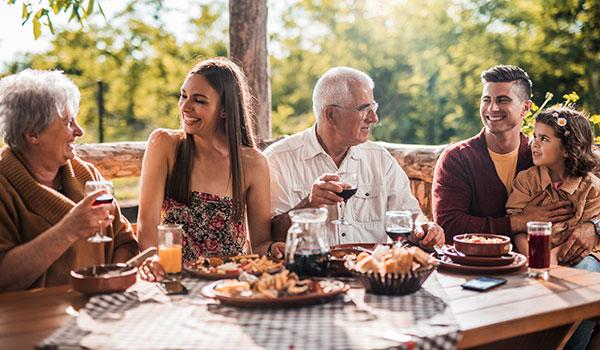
[58, 189, 116, 241]
[139, 256, 166, 282]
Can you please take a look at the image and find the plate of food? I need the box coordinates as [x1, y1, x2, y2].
[345, 245, 438, 295]
[442, 246, 517, 266]
[437, 252, 527, 274]
[185, 255, 283, 280]
[201, 269, 349, 308]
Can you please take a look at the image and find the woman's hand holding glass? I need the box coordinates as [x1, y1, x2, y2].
[84, 181, 115, 243]
[57, 188, 115, 243]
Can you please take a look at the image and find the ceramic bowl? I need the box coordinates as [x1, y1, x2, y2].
[453, 233, 511, 257]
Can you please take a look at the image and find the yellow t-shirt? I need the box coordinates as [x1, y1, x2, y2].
[488, 146, 519, 193]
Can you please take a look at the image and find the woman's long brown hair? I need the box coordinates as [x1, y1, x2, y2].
[165, 57, 256, 222]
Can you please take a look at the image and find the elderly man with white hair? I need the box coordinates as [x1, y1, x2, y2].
[264, 67, 444, 248]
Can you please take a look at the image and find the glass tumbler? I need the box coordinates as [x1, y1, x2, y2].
[527, 221, 552, 280]
[157, 224, 183, 281]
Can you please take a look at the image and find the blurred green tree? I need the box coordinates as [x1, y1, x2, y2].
[3, 0, 598, 144]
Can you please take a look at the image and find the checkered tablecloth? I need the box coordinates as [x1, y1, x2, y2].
[38, 272, 461, 350]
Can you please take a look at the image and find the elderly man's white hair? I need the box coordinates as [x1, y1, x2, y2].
[312, 66, 374, 122]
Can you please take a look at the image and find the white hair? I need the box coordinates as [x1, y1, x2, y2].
[0, 69, 80, 151]
[312, 66, 374, 122]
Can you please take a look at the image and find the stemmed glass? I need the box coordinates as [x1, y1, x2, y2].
[384, 210, 413, 245]
[85, 180, 114, 243]
[332, 172, 358, 226]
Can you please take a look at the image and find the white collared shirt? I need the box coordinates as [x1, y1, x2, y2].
[263, 125, 421, 245]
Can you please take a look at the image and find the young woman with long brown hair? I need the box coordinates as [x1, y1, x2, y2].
[137, 57, 283, 279]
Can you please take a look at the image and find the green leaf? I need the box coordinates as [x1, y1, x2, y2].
[46, 15, 55, 34]
[86, 0, 95, 17]
[97, 1, 106, 18]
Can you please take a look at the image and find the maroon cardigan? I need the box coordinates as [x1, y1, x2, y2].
[432, 129, 533, 241]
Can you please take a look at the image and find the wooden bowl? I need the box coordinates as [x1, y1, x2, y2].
[453, 233, 511, 257]
[70, 264, 137, 295]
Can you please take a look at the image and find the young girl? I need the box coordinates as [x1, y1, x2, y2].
[137, 58, 284, 280]
[507, 107, 600, 264]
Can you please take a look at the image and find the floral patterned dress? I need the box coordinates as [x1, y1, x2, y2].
[161, 191, 246, 262]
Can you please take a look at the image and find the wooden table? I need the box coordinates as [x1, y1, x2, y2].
[2, 266, 600, 350]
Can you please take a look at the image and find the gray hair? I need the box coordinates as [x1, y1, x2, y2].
[0, 69, 80, 151]
[312, 66, 374, 122]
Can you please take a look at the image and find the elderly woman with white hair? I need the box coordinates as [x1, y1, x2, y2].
[0, 69, 138, 291]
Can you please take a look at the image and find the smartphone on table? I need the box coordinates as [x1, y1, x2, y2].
[461, 276, 507, 292]
[159, 280, 189, 295]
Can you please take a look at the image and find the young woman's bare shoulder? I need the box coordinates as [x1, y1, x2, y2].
[148, 129, 182, 149]
[242, 147, 268, 171]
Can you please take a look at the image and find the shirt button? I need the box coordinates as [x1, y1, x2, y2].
[365, 193, 370, 196]
[341, 232, 346, 237]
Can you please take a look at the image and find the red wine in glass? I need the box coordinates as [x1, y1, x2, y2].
[85, 180, 114, 243]
[338, 188, 358, 202]
[93, 194, 114, 206]
[386, 227, 412, 242]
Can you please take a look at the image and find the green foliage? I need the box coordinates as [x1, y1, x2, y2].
[5, 0, 103, 39]
[2, 0, 599, 146]
[270, 0, 600, 144]
[6, 1, 226, 143]
[522, 91, 600, 144]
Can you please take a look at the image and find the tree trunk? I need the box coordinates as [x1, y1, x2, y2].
[229, 0, 271, 141]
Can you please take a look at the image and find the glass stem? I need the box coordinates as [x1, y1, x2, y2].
[339, 201, 346, 222]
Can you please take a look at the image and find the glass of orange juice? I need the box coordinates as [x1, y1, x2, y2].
[157, 224, 183, 281]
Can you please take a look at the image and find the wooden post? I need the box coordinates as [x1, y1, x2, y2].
[229, 0, 271, 141]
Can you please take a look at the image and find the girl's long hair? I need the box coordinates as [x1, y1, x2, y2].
[536, 107, 597, 177]
[166, 57, 256, 222]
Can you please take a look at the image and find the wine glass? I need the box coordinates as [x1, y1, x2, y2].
[85, 180, 114, 243]
[385, 210, 413, 245]
[332, 172, 358, 226]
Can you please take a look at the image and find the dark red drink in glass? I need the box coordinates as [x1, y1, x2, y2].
[93, 194, 114, 206]
[527, 221, 552, 280]
[528, 233, 550, 269]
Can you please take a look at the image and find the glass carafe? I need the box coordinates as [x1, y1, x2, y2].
[285, 208, 330, 277]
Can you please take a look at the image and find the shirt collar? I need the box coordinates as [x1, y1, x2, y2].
[539, 166, 582, 195]
[302, 124, 326, 160]
[302, 124, 362, 161]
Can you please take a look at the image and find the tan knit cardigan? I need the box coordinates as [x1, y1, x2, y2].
[0, 147, 138, 289]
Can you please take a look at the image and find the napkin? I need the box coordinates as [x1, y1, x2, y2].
[126, 279, 171, 303]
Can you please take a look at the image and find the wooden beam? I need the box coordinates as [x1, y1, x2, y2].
[229, 0, 271, 141]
